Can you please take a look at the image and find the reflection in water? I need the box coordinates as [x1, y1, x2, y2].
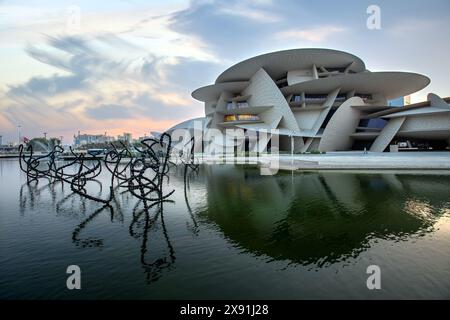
[184, 167, 200, 236]
[197, 166, 449, 267]
[18, 174, 181, 284]
[128, 193, 177, 283]
[16, 156, 205, 286]
[14, 162, 450, 292]
[72, 205, 113, 248]
[138, 204, 176, 284]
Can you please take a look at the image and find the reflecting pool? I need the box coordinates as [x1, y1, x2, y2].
[1, 159, 450, 299]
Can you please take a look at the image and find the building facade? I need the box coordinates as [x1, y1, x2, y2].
[73, 132, 115, 147]
[117, 132, 132, 143]
[388, 96, 410, 107]
[173, 48, 450, 152]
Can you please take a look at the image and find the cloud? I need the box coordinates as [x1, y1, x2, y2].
[166, 0, 355, 59]
[275, 26, 346, 42]
[217, 1, 281, 23]
[167, 0, 281, 58]
[134, 93, 192, 120]
[84, 104, 134, 120]
[8, 74, 86, 98]
[0, 1, 352, 142]
[3, 0, 447, 143]
[163, 56, 222, 89]
[1, 33, 212, 141]
[388, 18, 441, 37]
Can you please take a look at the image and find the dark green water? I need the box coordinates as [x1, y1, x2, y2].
[1, 159, 450, 299]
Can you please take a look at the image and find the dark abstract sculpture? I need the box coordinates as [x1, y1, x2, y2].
[18, 133, 200, 284]
[18, 133, 175, 206]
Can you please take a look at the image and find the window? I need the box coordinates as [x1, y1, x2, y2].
[335, 94, 347, 102]
[291, 95, 302, 102]
[326, 67, 346, 73]
[224, 115, 237, 122]
[224, 114, 260, 122]
[236, 102, 249, 109]
[304, 94, 328, 103]
[237, 115, 259, 121]
[358, 119, 387, 129]
[355, 93, 373, 101]
[227, 101, 249, 110]
[275, 75, 288, 88]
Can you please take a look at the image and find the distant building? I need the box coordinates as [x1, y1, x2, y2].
[0, 137, 19, 153]
[136, 135, 149, 142]
[404, 95, 411, 105]
[388, 95, 411, 107]
[389, 97, 404, 107]
[117, 132, 132, 143]
[73, 131, 115, 147]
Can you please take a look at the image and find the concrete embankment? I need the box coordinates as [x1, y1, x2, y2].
[0, 154, 20, 159]
[266, 152, 450, 171]
[4, 151, 450, 171]
[203, 151, 450, 171]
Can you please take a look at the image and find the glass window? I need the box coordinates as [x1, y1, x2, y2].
[335, 94, 347, 102]
[355, 93, 373, 101]
[237, 115, 259, 121]
[224, 114, 260, 122]
[304, 94, 328, 103]
[358, 118, 387, 129]
[326, 67, 346, 73]
[236, 102, 248, 109]
[291, 95, 302, 102]
[224, 115, 237, 122]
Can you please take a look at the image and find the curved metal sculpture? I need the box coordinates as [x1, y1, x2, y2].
[18, 133, 177, 207]
[18, 133, 202, 283]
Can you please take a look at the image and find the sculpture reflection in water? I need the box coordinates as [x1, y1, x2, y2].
[182, 136, 200, 235]
[130, 200, 175, 283]
[18, 133, 199, 283]
[197, 166, 450, 268]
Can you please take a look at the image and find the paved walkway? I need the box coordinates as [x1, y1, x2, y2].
[3, 151, 450, 170]
[201, 151, 450, 170]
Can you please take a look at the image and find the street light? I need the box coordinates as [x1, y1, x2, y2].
[17, 125, 21, 146]
[290, 130, 295, 167]
[43, 132, 47, 140]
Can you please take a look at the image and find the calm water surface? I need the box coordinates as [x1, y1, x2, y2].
[1, 159, 450, 299]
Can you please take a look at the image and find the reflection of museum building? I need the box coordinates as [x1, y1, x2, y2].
[173, 49, 450, 152]
[195, 165, 449, 265]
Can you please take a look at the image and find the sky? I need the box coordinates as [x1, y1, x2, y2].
[1, 0, 449, 144]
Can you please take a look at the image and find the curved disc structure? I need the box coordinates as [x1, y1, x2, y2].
[216, 48, 366, 83]
[182, 48, 449, 153]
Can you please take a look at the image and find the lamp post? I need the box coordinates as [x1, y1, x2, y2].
[17, 125, 21, 146]
[43, 132, 47, 140]
[290, 130, 294, 167]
